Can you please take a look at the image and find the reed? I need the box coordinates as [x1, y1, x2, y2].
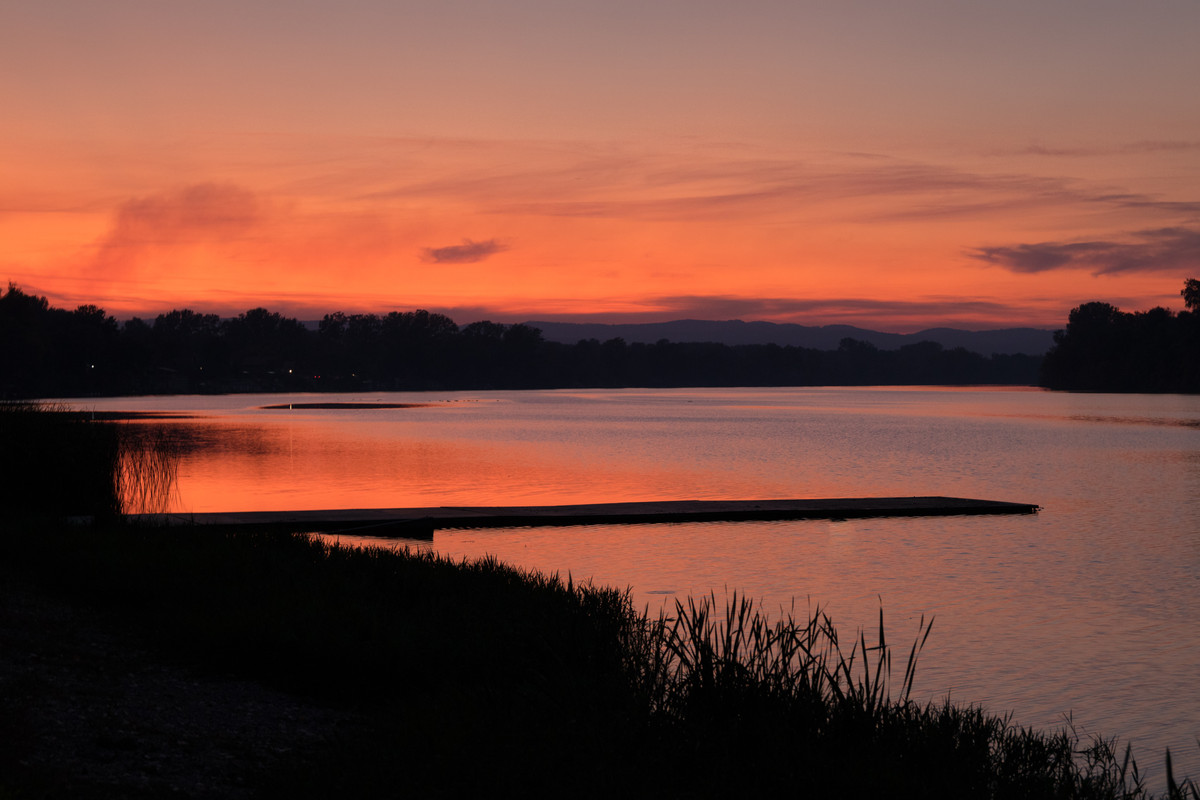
[646, 592, 933, 719]
[115, 423, 180, 514]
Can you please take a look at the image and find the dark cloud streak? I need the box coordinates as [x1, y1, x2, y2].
[103, 183, 260, 248]
[421, 238, 506, 263]
[89, 183, 262, 277]
[994, 140, 1200, 158]
[974, 227, 1200, 275]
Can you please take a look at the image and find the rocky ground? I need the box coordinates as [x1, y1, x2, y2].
[0, 568, 361, 798]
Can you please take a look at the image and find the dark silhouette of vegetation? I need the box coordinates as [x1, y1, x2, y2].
[0, 401, 123, 520]
[0, 401, 179, 520]
[1, 283, 1040, 397]
[1039, 279, 1200, 392]
[7, 518, 1197, 798]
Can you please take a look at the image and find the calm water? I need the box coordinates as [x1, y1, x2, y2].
[72, 387, 1200, 783]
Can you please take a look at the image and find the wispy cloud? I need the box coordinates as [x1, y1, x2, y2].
[1118, 140, 1200, 154]
[482, 158, 1133, 228]
[282, 135, 1199, 233]
[973, 226, 1200, 275]
[421, 238, 506, 264]
[100, 183, 260, 249]
[1091, 194, 1200, 215]
[991, 140, 1200, 158]
[90, 183, 262, 275]
[81, 181, 424, 288]
[489, 159, 997, 222]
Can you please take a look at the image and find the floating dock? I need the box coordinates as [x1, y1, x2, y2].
[131, 496, 1038, 539]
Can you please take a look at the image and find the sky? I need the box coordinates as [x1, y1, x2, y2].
[3, 1, 1199, 332]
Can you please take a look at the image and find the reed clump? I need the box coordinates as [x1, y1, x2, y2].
[114, 423, 180, 514]
[632, 592, 1192, 799]
[5, 519, 1196, 799]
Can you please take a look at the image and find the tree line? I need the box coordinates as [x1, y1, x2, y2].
[1, 282, 1041, 398]
[1039, 278, 1200, 393]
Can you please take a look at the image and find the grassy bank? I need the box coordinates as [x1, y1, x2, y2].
[4, 521, 1196, 799]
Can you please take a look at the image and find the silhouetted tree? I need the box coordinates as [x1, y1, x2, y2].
[1, 284, 56, 396]
[148, 309, 228, 391]
[315, 312, 385, 387]
[1040, 279, 1200, 392]
[220, 308, 311, 388]
[836, 338, 888, 384]
[379, 310, 459, 388]
[1183, 278, 1200, 313]
[63, 305, 120, 394]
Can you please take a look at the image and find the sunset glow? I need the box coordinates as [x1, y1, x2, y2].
[3, 2, 1198, 332]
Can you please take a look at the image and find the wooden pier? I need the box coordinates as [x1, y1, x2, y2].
[130, 496, 1038, 539]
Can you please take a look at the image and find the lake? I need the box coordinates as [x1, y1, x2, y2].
[70, 386, 1200, 785]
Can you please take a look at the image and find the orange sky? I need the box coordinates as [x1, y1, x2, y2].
[3, 1, 1199, 332]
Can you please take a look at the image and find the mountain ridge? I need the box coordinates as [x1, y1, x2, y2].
[522, 319, 1055, 356]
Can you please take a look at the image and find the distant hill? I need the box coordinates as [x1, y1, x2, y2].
[522, 319, 1055, 356]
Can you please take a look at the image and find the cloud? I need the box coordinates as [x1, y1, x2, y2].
[318, 136, 1198, 233]
[81, 181, 417, 285]
[1094, 194, 1200, 215]
[1118, 140, 1200, 154]
[91, 183, 262, 273]
[103, 183, 260, 247]
[992, 140, 1200, 158]
[421, 238, 506, 264]
[351, 141, 1018, 224]
[973, 227, 1200, 275]
[488, 160, 1092, 226]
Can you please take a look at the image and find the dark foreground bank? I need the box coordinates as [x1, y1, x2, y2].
[3, 521, 1196, 799]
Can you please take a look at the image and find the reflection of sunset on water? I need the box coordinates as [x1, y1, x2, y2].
[178, 425, 756, 513]
[172, 409, 780, 514]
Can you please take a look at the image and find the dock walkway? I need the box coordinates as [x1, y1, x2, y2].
[131, 496, 1038, 538]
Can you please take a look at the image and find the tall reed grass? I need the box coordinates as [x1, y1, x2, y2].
[628, 592, 1197, 798]
[115, 423, 179, 514]
[646, 592, 932, 719]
